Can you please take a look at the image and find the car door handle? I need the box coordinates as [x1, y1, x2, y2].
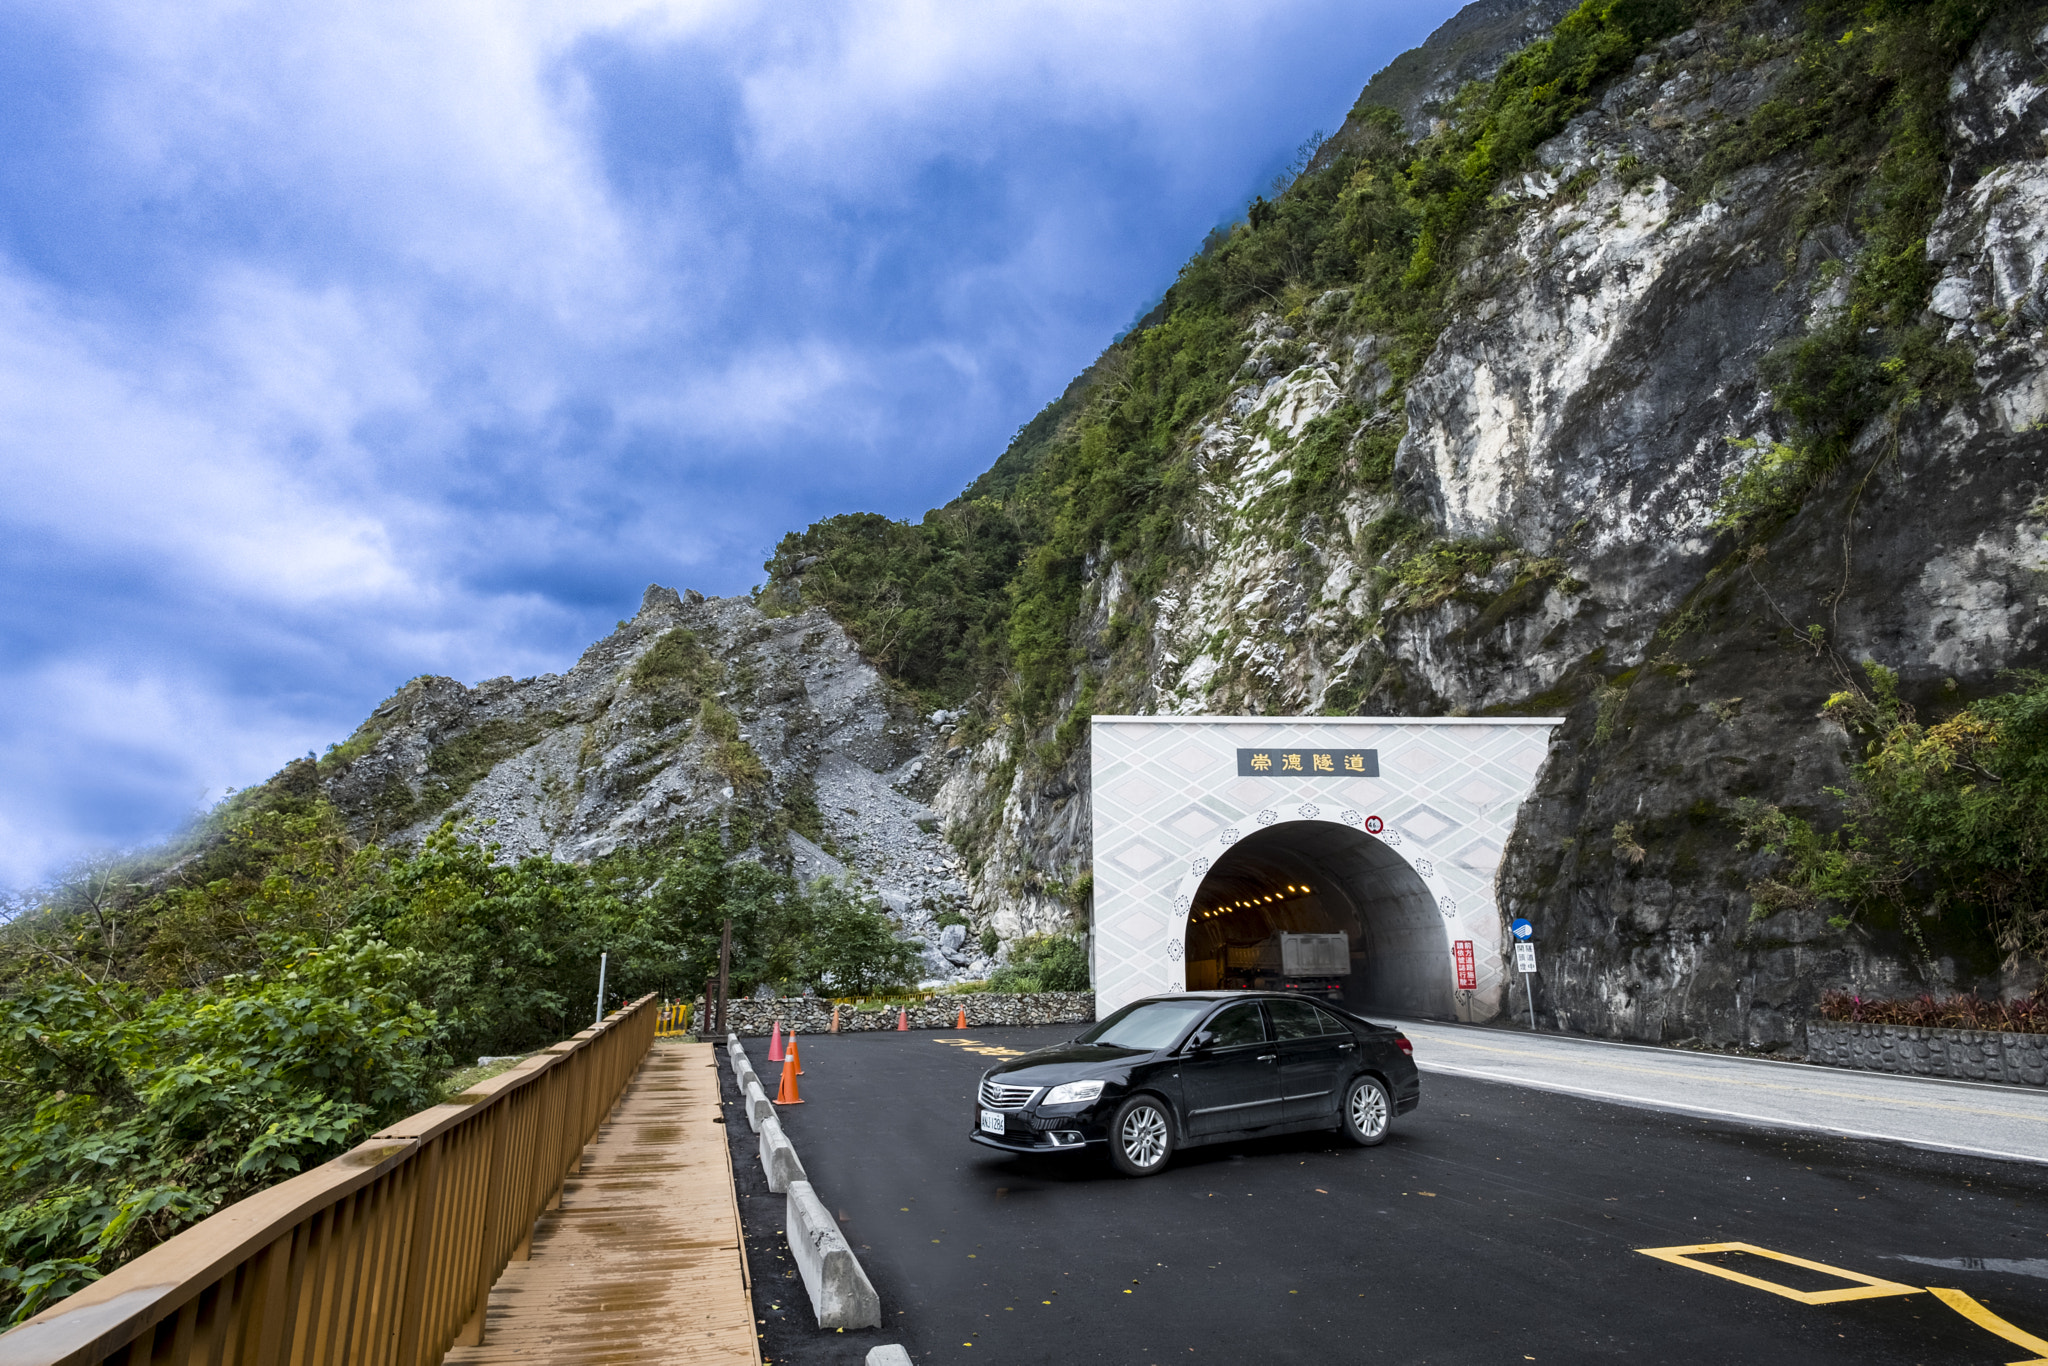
[1257, 1054, 1277, 1062]
[1337, 1043, 1354, 1052]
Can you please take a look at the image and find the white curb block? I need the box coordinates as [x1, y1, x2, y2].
[866, 1347, 913, 1365]
[723, 1035, 883, 1331]
[744, 1077, 774, 1132]
[728, 1035, 757, 1087]
[757, 1113, 808, 1194]
[786, 1178, 881, 1329]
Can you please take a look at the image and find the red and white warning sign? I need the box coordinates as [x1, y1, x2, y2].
[1452, 939, 1477, 991]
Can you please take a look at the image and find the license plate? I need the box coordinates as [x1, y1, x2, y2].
[980, 1108, 1005, 1134]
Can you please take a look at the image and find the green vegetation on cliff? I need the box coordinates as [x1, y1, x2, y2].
[767, 0, 1702, 721]
[1736, 666, 2048, 964]
[1711, 0, 1997, 535]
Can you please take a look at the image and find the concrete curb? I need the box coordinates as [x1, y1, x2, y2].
[866, 1347, 913, 1365]
[757, 1113, 808, 1194]
[745, 1078, 774, 1132]
[728, 1034, 758, 1089]
[721, 1036, 885, 1331]
[728, 1037, 777, 1133]
[786, 1178, 882, 1329]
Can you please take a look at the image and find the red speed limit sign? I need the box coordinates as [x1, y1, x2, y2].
[1452, 940, 1477, 990]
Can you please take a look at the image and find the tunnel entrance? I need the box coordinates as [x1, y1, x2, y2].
[1090, 715, 1562, 1020]
[1184, 821, 1451, 1018]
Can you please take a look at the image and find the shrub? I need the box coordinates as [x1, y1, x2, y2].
[989, 935, 1090, 993]
[0, 937, 439, 1324]
[1819, 989, 2047, 1035]
[785, 880, 924, 997]
[1734, 665, 2048, 962]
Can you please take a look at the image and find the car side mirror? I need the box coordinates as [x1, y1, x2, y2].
[1186, 1030, 1216, 1053]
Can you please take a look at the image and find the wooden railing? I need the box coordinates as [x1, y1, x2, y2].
[0, 995, 661, 1366]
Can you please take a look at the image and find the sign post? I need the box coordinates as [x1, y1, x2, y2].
[1452, 940, 1476, 1022]
[1511, 926, 1537, 1030]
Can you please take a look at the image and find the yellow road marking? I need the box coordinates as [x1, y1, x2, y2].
[1416, 1034, 2047, 1126]
[1929, 1288, 2048, 1365]
[933, 1039, 1026, 1057]
[1635, 1242, 1921, 1305]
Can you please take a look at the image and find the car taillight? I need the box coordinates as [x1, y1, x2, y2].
[1394, 1035, 1413, 1055]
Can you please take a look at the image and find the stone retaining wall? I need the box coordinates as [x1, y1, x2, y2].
[707, 991, 1095, 1037]
[1806, 1020, 2047, 1086]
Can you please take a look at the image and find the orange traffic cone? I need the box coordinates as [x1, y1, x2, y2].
[897, 1006, 908, 1031]
[768, 1020, 784, 1062]
[830, 1004, 840, 1033]
[775, 1046, 803, 1105]
[956, 1006, 967, 1029]
[791, 1033, 804, 1075]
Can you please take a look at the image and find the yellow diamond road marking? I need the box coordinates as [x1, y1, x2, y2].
[1634, 1242, 1922, 1305]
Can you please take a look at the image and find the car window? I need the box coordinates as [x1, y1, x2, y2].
[1308, 1005, 1351, 1035]
[1202, 1002, 1268, 1047]
[1076, 999, 1212, 1050]
[1267, 999, 1327, 1041]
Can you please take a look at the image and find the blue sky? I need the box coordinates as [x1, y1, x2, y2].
[0, 0, 1459, 885]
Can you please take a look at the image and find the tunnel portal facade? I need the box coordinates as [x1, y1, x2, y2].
[1090, 716, 1560, 1022]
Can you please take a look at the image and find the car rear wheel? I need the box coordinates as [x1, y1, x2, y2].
[1341, 1075, 1392, 1146]
[1108, 1096, 1175, 1177]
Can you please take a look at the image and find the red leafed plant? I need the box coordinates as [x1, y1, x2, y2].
[1820, 989, 2048, 1034]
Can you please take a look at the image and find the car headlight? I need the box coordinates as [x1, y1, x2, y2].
[1042, 1080, 1105, 1106]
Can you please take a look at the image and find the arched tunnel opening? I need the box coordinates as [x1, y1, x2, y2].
[1184, 820, 1453, 1020]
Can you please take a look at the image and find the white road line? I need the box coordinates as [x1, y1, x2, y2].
[1417, 1060, 2048, 1167]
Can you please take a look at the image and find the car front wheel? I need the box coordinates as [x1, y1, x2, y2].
[1341, 1075, 1392, 1146]
[1108, 1095, 1175, 1177]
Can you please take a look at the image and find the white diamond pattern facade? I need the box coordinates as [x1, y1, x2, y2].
[1091, 716, 1560, 1019]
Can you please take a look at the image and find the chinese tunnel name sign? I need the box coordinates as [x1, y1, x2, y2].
[1235, 749, 1380, 777]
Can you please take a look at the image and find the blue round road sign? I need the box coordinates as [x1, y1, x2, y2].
[1510, 918, 1534, 941]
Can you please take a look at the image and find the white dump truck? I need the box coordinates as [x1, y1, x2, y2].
[1248, 931, 1351, 1003]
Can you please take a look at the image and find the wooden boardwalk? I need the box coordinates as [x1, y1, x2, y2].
[443, 1041, 759, 1366]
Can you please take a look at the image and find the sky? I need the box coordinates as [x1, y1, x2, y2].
[0, 0, 1461, 888]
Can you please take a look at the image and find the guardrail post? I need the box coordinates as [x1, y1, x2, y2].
[245, 1231, 293, 1362]
[456, 1099, 510, 1348]
[391, 1134, 444, 1366]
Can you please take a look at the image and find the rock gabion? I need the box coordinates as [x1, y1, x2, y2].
[1806, 1021, 2048, 1087]
[711, 991, 1094, 1037]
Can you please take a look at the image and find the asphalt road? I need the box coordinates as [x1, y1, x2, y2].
[720, 1025, 2048, 1366]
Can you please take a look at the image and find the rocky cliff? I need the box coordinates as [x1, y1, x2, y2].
[301, 0, 2048, 1042]
[826, 0, 2048, 1044]
[311, 587, 1001, 982]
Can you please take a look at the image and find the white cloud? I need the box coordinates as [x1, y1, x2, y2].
[0, 659, 313, 888]
[0, 268, 411, 605]
[0, 0, 1454, 881]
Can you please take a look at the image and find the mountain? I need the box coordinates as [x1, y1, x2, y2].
[302, 0, 2048, 1043]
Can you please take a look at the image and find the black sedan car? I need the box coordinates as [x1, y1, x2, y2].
[968, 991, 1420, 1176]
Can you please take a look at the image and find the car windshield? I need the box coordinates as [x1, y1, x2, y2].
[1076, 999, 1214, 1051]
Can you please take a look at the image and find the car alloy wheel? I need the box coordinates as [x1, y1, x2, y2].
[1109, 1096, 1174, 1177]
[1343, 1075, 1392, 1146]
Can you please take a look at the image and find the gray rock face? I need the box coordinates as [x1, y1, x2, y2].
[314, 588, 984, 982]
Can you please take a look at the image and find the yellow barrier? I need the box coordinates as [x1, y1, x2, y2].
[653, 1000, 692, 1037]
[0, 995, 660, 1366]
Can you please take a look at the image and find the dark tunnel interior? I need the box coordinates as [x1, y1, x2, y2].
[1184, 821, 1453, 1019]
